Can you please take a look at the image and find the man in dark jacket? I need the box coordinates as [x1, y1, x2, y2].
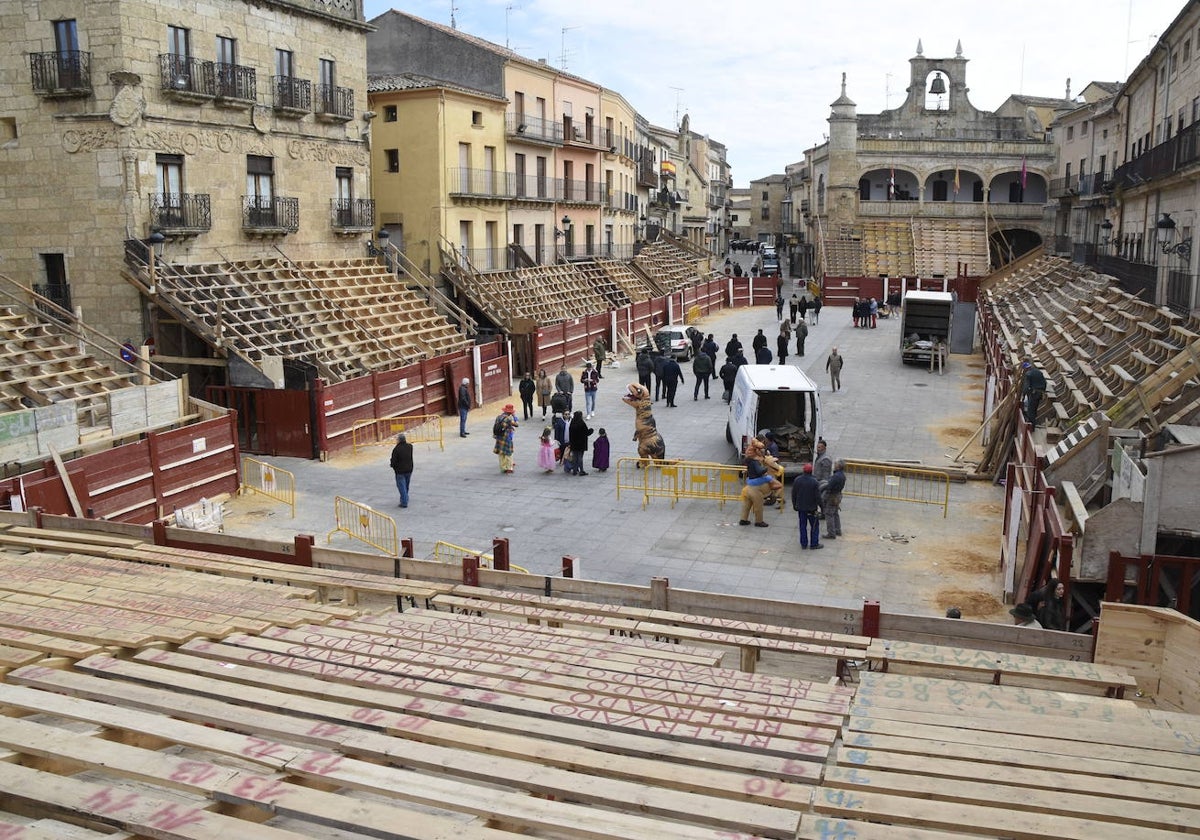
[719, 358, 738, 403]
[755, 344, 773, 365]
[566, 410, 593, 476]
[702, 334, 720, 365]
[692, 350, 714, 400]
[724, 334, 742, 358]
[795, 319, 809, 357]
[517, 372, 536, 420]
[635, 350, 653, 393]
[661, 356, 684, 407]
[652, 352, 668, 401]
[554, 365, 574, 413]
[776, 332, 789, 365]
[389, 433, 414, 509]
[790, 463, 823, 550]
[751, 329, 768, 353]
[823, 460, 846, 540]
[1021, 359, 1047, 426]
[456, 378, 472, 437]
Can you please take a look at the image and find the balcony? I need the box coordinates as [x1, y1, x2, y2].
[331, 198, 374, 233]
[563, 121, 600, 148]
[560, 179, 604, 205]
[30, 51, 91, 97]
[637, 162, 658, 189]
[159, 54, 215, 100]
[214, 62, 256, 107]
[505, 113, 562, 145]
[33, 283, 72, 317]
[1114, 123, 1200, 190]
[459, 247, 519, 272]
[272, 75, 311, 116]
[242, 195, 299, 234]
[314, 84, 354, 122]
[603, 190, 639, 214]
[1078, 171, 1110, 197]
[857, 199, 1043, 219]
[1048, 175, 1077, 199]
[447, 168, 514, 199]
[511, 174, 557, 203]
[149, 193, 212, 235]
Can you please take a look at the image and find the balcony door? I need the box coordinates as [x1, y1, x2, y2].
[335, 166, 353, 225]
[167, 25, 190, 88]
[53, 20, 81, 87]
[246, 155, 275, 226]
[215, 35, 237, 97]
[156, 154, 184, 226]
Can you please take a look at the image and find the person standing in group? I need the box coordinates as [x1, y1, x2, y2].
[581, 361, 599, 419]
[755, 342, 773, 364]
[566, 410, 593, 476]
[823, 459, 846, 541]
[790, 463, 823, 550]
[592, 337, 606, 378]
[719, 356, 738, 403]
[826, 347, 844, 392]
[1021, 358, 1046, 427]
[652, 351, 668, 401]
[779, 318, 792, 344]
[518, 372, 536, 420]
[550, 388, 569, 417]
[812, 295, 822, 325]
[389, 433, 413, 509]
[789, 294, 800, 325]
[725, 333, 743, 359]
[493, 404, 519, 473]
[552, 411, 568, 465]
[776, 330, 789, 365]
[752, 329, 768, 354]
[661, 354, 684, 407]
[636, 349, 653, 394]
[592, 427, 611, 472]
[456, 378, 472, 438]
[775, 293, 785, 320]
[702, 333, 719, 366]
[555, 365, 574, 413]
[813, 438, 833, 519]
[798, 295, 809, 325]
[536, 369, 552, 418]
[869, 297, 879, 329]
[692, 349, 714, 400]
[795, 318, 809, 357]
[537, 426, 557, 473]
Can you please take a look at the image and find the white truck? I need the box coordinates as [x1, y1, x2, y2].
[900, 290, 954, 366]
[726, 365, 822, 472]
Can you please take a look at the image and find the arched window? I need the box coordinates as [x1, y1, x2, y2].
[924, 70, 949, 111]
[859, 178, 871, 201]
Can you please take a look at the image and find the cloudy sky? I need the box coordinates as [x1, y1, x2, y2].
[363, 0, 1185, 185]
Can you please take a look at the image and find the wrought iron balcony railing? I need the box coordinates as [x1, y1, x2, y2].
[1048, 175, 1077, 199]
[30, 51, 91, 96]
[214, 62, 256, 103]
[272, 75, 311, 113]
[448, 168, 515, 198]
[1114, 122, 1200, 190]
[505, 113, 563, 144]
[159, 54, 215, 98]
[564, 123, 597, 146]
[242, 195, 299, 232]
[314, 84, 354, 121]
[560, 179, 604, 204]
[511, 174, 557, 201]
[149, 193, 212, 233]
[331, 198, 374, 231]
[33, 283, 72, 316]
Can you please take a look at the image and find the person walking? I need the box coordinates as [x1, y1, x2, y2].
[592, 427, 611, 472]
[1021, 359, 1047, 427]
[795, 318, 808, 357]
[724, 334, 743, 359]
[811, 295, 822, 325]
[719, 357, 738, 403]
[652, 351, 668, 401]
[636, 349, 653, 394]
[493, 404, 518, 473]
[826, 347, 844, 392]
[661, 355, 684, 407]
[798, 296, 809, 325]
[550, 389, 569, 417]
[456, 378, 472, 437]
[774, 293, 785, 320]
[702, 333, 719, 366]
[592, 337, 606, 377]
[776, 331, 789, 365]
[537, 426, 557, 473]
[752, 329, 767, 354]
[566, 410, 593, 476]
[823, 459, 846, 541]
[790, 463, 823, 550]
[518, 372, 536, 420]
[755, 343, 773, 365]
[536, 369, 552, 418]
[389, 432, 413, 509]
[692, 350, 714, 400]
[554, 365, 574, 414]
[789, 294, 800, 325]
[581, 361, 599, 419]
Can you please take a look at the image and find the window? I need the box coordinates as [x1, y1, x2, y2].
[53, 20, 82, 87]
[156, 153, 184, 225]
[168, 25, 189, 58]
[319, 58, 335, 87]
[216, 35, 235, 65]
[54, 19, 79, 54]
[1008, 180, 1024, 203]
[761, 207, 770, 220]
[1064, 162, 1071, 179]
[1081, 120, 1088, 136]
[472, 110, 482, 126]
[932, 179, 948, 202]
[383, 105, 397, 122]
[1185, 38, 1192, 63]
[246, 155, 274, 223]
[761, 191, 768, 200]
[535, 155, 547, 198]
[1066, 126, 1074, 141]
[276, 49, 293, 78]
[1103, 128, 1108, 139]
[534, 223, 545, 264]
[40, 254, 71, 312]
[512, 223, 523, 247]
[385, 149, 399, 172]
[1194, 97, 1200, 124]
[1079, 158, 1086, 176]
[514, 91, 525, 119]
[335, 166, 352, 201]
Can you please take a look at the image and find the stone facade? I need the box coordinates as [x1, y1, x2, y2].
[0, 0, 373, 342]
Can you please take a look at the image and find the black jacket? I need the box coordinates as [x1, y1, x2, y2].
[719, 362, 738, 387]
[390, 441, 413, 474]
[568, 416, 593, 451]
[636, 353, 653, 376]
[518, 377, 536, 399]
[791, 474, 821, 512]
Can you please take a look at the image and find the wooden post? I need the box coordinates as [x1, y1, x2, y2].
[462, 555, 480, 587]
[492, 537, 510, 571]
[561, 555, 575, 578]
[294, 534, 314, 568]
[650, 576, 669, 611]
[862, 599, 881, 638]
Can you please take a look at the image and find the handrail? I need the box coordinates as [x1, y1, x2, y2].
[3, 267, 174, 383]
[385, 242, 477, 336]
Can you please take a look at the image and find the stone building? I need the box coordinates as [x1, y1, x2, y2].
[0, 0, 375, 343]
[796, 41, 1058, 296]
[1053, 0, 1200, 317]
[748, 173, 788, 245]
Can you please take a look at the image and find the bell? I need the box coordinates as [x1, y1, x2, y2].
[929, 73, 947, 95]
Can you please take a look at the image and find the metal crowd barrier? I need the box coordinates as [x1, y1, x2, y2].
[352, 415, 445, 453]
[431, 540, 530, 574]
[616, 457, 766, 510]
[843, 460, 951, 518]
[326, 496, 398, 555]
[240, 456, 296, 518]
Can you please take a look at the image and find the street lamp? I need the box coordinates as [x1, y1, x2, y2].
[1157, 213, 1192, 261]
[147, 230, 165, 294]
[1100, 218, 1113, 252]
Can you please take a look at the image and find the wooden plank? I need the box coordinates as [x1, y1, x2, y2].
[798, 815, 971, 840]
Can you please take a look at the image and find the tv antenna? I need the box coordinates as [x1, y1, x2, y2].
[560, 26, 580, 69]
[505, 4, 521, 50]
[670, 86, 685, 129]
[885, 73, 894, 109]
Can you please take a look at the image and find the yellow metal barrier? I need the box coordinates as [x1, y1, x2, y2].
[326, 496, 398, 555]
[240, 457, 296, 518]
[615, 457, 784, 510]
[431, 540, 529, 574]
[842, 461, 951, 518]
[684, 304, 702, 324]
[352, 415, 444, 453]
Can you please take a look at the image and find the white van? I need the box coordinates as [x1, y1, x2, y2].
[726, 365, 822, 472]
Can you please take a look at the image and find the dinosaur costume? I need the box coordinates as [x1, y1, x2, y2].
[621, 383, 665, 463]
[739, 437, 784, 525]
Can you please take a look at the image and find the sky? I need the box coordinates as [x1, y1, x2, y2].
[362, 0, 1186, 186]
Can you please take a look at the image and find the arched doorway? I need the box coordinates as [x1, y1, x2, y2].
[989, 228, 1043, 267]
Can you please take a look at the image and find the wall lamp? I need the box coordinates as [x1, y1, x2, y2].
[1157, 213, 1192, 261]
